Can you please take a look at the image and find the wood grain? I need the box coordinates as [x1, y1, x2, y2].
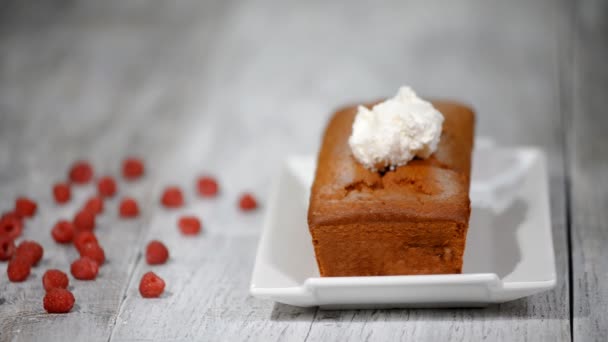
[570, 0, 608, 340]
[0, 1, 234, 341]
[0, 0, 585, 341]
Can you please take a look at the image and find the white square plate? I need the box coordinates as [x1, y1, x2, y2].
[250, 140, 556, 308]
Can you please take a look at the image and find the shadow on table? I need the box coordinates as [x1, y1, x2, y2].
[270, 294, 566, 322]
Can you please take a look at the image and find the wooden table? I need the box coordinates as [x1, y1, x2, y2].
[0, 1, 605, 341]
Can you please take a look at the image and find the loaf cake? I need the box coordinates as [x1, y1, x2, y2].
[308, 100, 475, 276]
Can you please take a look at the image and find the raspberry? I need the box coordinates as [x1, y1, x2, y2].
[178, 216, 202, 236]
[42, 269, 69, 291]
[0, 236, 16, 261]
[84, 196, 104, 215]
[238, 193, 258, 211]
[73, 231, 98, 253]
[123, 157, 145, 180]
[70, 257, 99, 280]
[1, 211, 22, 221]
[79, 243, 105, 265]
[69, 160, 93, 184]
[161, 186, 184, 208]
[197, 176, 219, 197]
[51, 220, 74, 244]
[139, 272, 165, 298]
[0, 216, 23, 240]
[145, 240, 169, 265]
[7, 257, 31, 282]
[15, 240, 44, 266]
[119, 198, 139, 218]
[43, 288, 75, 313]
[74, 209, 95, 232]
[52, 182, 71, 204]
[97, 176, 117, 198]
[15, 197, 37, 217]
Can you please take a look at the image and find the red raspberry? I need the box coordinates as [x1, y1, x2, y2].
[0, 216, 23, 240]
[119, 198, 139, 218]
[0, 236, 16, 261]
[197, 176, 219, 197]
[178, 216, 202, 236]
[15, 197, 37, 218]
[74, 209, 95, 232]
[145, 240, 169, 265]
[73, 231, 98, 253]
[97, 176, 117, 198]
[79, 243, 105, 265]
[123, 157, 145, 180]
[238, 193, 258, 211]
[84, 196, 104, 215]
[161, 186, 184, 208]
[42, 269, 69, 291]
[7, 257, 31, 282]
[1, 211, 22, 221]
[52, 182, 71, 204]
[69, 160, 93, 184]
[70, 257, 99, 280]
[15, 240, 44, 266]
[51, 220, 74, 244]
[139, 271, 165, 298]
[43, 288, 75, 313]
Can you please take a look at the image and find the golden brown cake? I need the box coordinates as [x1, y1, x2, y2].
[308, 100, 475, 276]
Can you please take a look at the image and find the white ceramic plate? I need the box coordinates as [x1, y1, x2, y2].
[250, 141, 556, 308]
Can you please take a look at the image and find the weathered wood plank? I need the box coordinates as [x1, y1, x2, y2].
[570, 0, 608, 340]
[0, 1, 233, 341]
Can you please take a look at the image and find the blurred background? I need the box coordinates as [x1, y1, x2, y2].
[0, 0, 578, 167]
[0, 0, 606, 341]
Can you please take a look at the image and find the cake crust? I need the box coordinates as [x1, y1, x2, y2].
[308, 100, 475, 276]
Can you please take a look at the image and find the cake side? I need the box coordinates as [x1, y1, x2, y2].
[311, 221, 467, 276]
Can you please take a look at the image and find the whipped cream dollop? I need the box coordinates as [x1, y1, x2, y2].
[348, 86, 444, 171]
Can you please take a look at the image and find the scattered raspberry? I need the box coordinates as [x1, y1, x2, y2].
[161, 186, 184, 208]
[0, 236, 16, 261]
[119, 198, 139, 218]
[1, 211, 22, 221]
[15, 240, 44, 266]
[51, 220, 74, 244]
[145, 240, 169, 265]
[197, 176, 219, 197]
[52, 182, 71, 204]
[0, 216, 23, 240]
[15, 197, 37, 218]
[69, 160, 93, 184]
[79, 243, 105, 265]
[123, 157, 145, 180]
[73, 231, 98, 253]
[238, 193, 258, 211]
[74, 209, 95, 232]
[178, 216, 202, 236]
[43, 288, 75, 313]
[42, 269, 69, 291]
[139, 271, 165, 298]
[70, 257, 99, 280]
[7, 257, 31, 282]
[97, 176, 117, 198]
[84, 196, 104, 215]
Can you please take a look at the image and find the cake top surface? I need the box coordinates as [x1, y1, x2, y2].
[309, 100, 475, 227]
